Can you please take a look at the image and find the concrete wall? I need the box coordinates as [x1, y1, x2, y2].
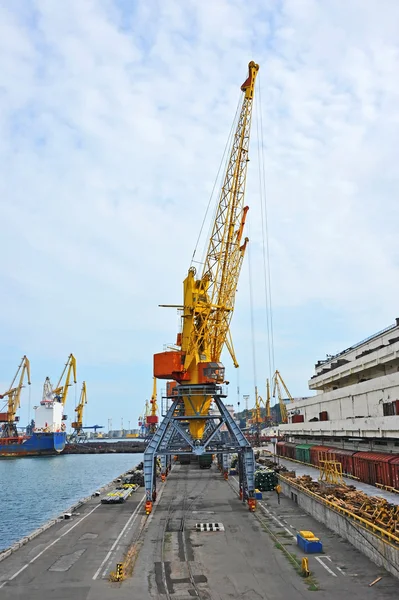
[315, 326, 399, 375]
[311, 353, 399, 393]
[280, 415, 399, 439]
[280, 478, 399, 580]
[287, 436, 398, 454]
[280, 370, 399, 438]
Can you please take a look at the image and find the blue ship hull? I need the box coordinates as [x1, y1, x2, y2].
[0, 432, 66, 457]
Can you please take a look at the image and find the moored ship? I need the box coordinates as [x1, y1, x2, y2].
[0, 430, 66, 457]
[0, 357, 72, 458]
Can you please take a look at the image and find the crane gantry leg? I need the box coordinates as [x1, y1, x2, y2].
[143, 385, 256, 514]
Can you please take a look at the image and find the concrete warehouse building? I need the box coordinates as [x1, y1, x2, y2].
[280, 318, 399, 452]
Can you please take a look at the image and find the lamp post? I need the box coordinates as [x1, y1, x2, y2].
[271, 434, 279, 464]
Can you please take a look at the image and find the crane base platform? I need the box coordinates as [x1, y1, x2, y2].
[144, 385, 256, 507]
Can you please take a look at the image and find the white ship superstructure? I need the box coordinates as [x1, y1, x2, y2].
[280, 319, 399, 444]
[34, 376, 65, 433]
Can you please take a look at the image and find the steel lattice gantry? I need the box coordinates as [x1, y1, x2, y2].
[143, 384, 256, 512]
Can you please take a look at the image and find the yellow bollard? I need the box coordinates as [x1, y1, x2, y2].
[116, 563, 123, 581]
[301, 557, 310, 577]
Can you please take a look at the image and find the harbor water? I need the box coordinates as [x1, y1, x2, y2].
[0, 452, 143, 552]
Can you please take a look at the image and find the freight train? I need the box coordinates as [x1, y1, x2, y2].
[277, 442, 399, 491]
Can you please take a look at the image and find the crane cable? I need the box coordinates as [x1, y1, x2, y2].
[255, 75, 275, 387]
[247, 228, 258, 397]
[190, 92, 243, 270]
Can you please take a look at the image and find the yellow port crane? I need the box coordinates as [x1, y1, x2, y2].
[272, 370, 293, 424]
[154, 61, 259, 441]
[250, 386, 264, 445]
[0, 356, 31, 438]
[250, 381, 273, 442]
[52, 353, 77, 407]
[71, 381, 87, 438]
[265, 378, 272, 425]
[146, 377, 159, 435]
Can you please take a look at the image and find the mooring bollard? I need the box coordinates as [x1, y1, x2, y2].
[301, 557, 310, 577]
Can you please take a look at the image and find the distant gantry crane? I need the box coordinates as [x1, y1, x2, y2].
[0, 356, 31, 438]
[144, 61, 260, 514]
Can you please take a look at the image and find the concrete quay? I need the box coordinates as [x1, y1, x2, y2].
[0, 484, 146, 599]
[1, 464, 399, 599]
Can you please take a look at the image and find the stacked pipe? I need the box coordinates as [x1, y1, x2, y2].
[101, 488, 134, 504]
[254, 468, 278, 491]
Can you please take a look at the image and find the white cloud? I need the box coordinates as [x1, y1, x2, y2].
[0, 0, 398, 423]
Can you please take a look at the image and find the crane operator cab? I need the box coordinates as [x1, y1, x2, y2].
[198, 362, 225, 384]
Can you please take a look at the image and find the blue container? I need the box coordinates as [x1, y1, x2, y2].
[296, 534, 322, 553]
[255, 491, 263, 500]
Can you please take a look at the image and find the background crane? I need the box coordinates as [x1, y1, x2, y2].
[251, 386, 264, 446]
[249, 381, 274, 444]
[272, 370, 293, 424]
[265, 378, 272, 425]
[147, 61, 260, 514]
[146, 377, 158, 436]
[52, 353, 77, 408]
[70, 381, 87, 441]
[0, 356, 31, 438]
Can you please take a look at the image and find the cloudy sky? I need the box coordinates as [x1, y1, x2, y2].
[1, 0, 398, 431]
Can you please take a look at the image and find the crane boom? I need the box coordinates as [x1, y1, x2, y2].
[154, 62, 259, 439]
[0, 356, 31, 437]
[183, 61, 259, 375]
[52, 353, 77, 406]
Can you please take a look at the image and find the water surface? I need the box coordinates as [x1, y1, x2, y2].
[0, 453, 143, 551]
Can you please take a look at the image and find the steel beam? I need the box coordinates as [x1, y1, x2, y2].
[143, 385, 256, 509]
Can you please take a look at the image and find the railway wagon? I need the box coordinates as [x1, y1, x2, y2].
[276, 441, 399, 490]
[295, 444, 312, 464]
[352, 452, 394, 487]
[389, 456, 399, 490]
[276, 441, 286, 456]
[328, 449, 357, 477]
[284, 442, 297, 459]
[309, 445, 332, 467]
